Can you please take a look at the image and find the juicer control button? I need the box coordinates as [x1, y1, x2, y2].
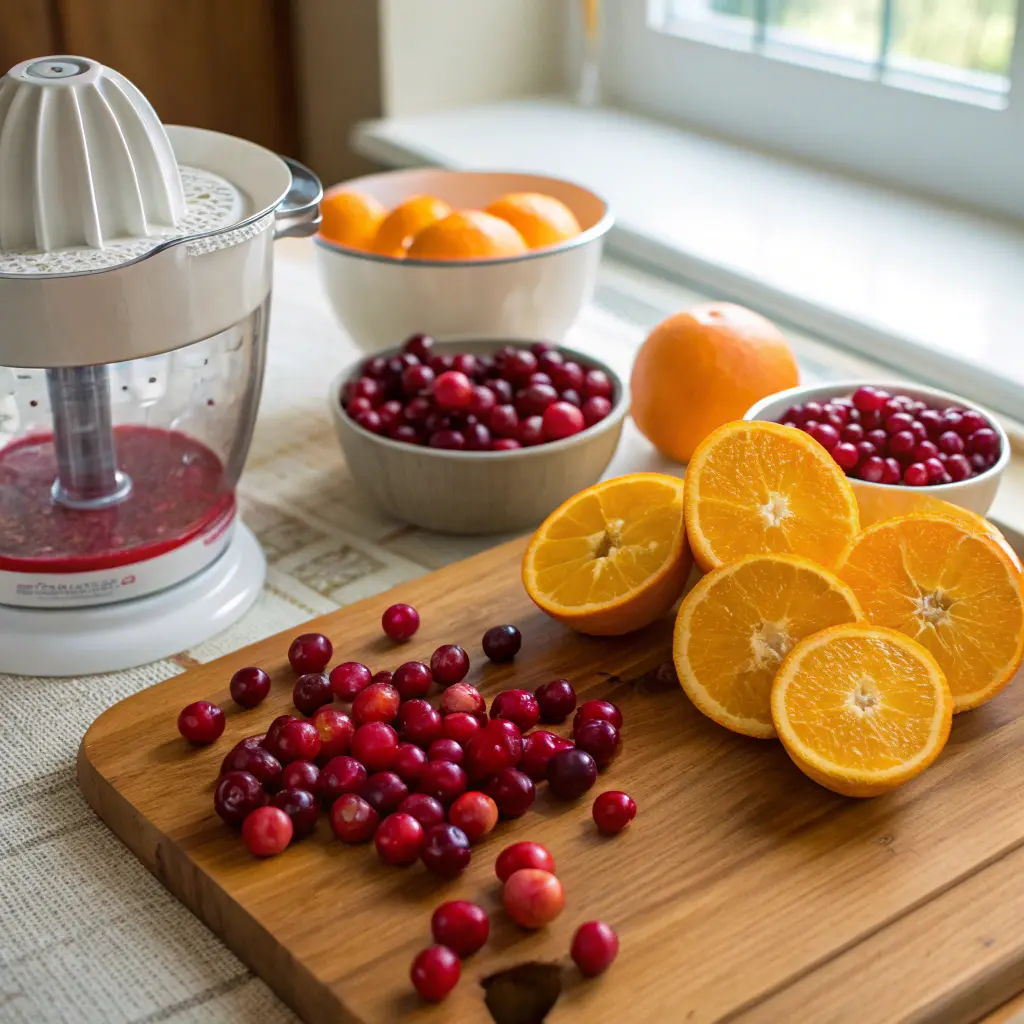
[25, 58, 89, 80]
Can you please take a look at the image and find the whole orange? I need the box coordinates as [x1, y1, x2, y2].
[630, 303, 799, 463]
[370, 195, 452, 258]
[486, 192, 581, 249]
[407, 210, 527, 261]
[319, 191, 385, 250]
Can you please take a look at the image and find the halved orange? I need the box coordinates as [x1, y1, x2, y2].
[837, 514, 1024, 712]
[771, 624, 952, 797]
[673, 554, 862, 738]
[684, 421, 860, 573]
[899, 498, 1022, 573]
[522, 473, 691, 636]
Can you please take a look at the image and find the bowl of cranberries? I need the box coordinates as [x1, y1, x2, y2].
[746, 381, 1009, 523]
[329, 336, 628, 534]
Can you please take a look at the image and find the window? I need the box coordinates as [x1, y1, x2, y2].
[598, 0, 1024, 218]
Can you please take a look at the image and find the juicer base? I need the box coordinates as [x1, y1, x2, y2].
[0, 523, 266, 677]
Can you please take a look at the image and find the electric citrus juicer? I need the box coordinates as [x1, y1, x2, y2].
[0, 55, 322, 676]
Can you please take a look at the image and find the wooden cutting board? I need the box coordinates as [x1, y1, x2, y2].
[78, 535, 1024, 1024]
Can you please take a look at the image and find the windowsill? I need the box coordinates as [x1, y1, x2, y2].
[352, 97, 1024, 420]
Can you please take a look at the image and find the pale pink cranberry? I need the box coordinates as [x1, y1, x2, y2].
[439, 682, 485, 716]
[241, 806, 292, 857]
[503, 869, 565, 929]
[447, 791, 499, 842]
[329, 662, 372, 702]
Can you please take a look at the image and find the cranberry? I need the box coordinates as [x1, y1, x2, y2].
[220, 735, 263, 774]
[402, 396, 432, 425]
[401, 363, 435, 396]
[229, 667, 271, 709]
[429, 645, 470, 686]
[312, 707, 354, 760]
[937, 430, 965, 455]
[375, 812, 424, 865]
[593, 791, 637, 834]
[345, 376, 383, 407]
[490, 689, 540, 732]
[241, 805, 293, 857]
[329, 792, 379, 842]
[398, 792, 447, 830]
[427, 353, 453, 375]
[859, 458, 885, 483]
[496, 841, 556, 882]
[581, 395, 612, 426]
[359, 771, 409, 814]
[574, 699, 622, 732]
[399, 700, 443, 746]
[574, 720, 621, 767]
[520, 730, 573, 782]
[919, 409, 944, 435]
[947, 453, 972, 481]
[394, 742, 429, 785]
[884, 412, 913, 434]
[428, 738, 464, 764]
[807, 423, 839, 451]
[527, 371, 553, 387]
[223, 744, 282, 791]
[855, 440, 877, 462]
[968, 427, 1000, 457]
[419, 760, 467, 804]
[502, 348, 538, 383]
[542, 401, 585, 440]
[421, 823, 472, 877]
[270, 788, 319, 839]
[560, 388, 583, 408]
[881, 457, 902, 484]
[831, 441, 859, 470]
[852, 386, 888, 413]
[431, 900, 490, 956]
[518, 416, 545, 446]
[465, 719, 523, 779]
[925, 457, 948, 482]
[888, 430, 915, 457]
[803, 401, 824, 421]
[913, 440, 939, 462]
[439, 682, 486, 716]
[448, 791, 499, 842]
[429, 428, 466, 450]
[482, 624, 522, 662]
[288, 633, 332, 674]
[549, 748, 599, 799]
[452, 353, 480, 378]
[433, 370, 474, 411]
[390, 424, 422, 445]
[372, 670, 393, 687]
[293, 672, 332, 716]
[377, 400, 403, 431]
[488, 403, 520, 438]
[485, 378, 514, 404]
[841, 423, 864, 444]
[491, 438, 521, 451]
[410, 945, 460, 1002]
[351, 681, 401, 725]
[534, 679, 577, 722]
[281, 759, 320, 791]
[972, 452, 997, 471]
[363, 355, 390, 379]
[583, 368, 613, 399]
[485, 768, 536, 818]
[903, 462, 930, 486]
[865, 428, 889, 451]
[177, 701, 224, 744]
[274, 719, 321, 764]
[552, 360, 585, 392]
[382, 603, 420, 641]
[909, 419, 928, 441]
[860, 408, 883, 430]
[464, 422, 492, 450]
[514, 384, 558, 419]
[442, 712, 482, 743]
[403, 333, 435, 360]
[214, 771, 266, 825]
[467, 384, 497, 417]
[503, 869, 565, 929]
[535, 343, 561, 364]
[318, 755, 366, 804]
[571, 921, 619, 976]
[351, 722, 399, 771]
[348, 398, 373, 420]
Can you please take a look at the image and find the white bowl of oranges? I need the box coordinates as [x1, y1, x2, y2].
[314, 168, 612, 352]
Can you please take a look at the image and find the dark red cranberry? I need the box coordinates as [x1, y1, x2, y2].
[575, 720, 621, 767]
[177, 701, 224, 744]
[490, 689, 540, 732]
[581, 395, 612, 426]
[312, 707, 354, 760]
[937, 430, 965, 455]
[552, 360, 585, 392]
[464, 422, 492, 450]
[865, 428, 888, 451]
[399, 700, 443, 746]
[371, 669, 393, 687]
[495, 841, 555, 882]
[394, 742, 429, 785]
[363, 355, 389, 379]
[402, 396, 432, 425]
[359, 771, 409, 814]
[403, 333, 435, 360]
[467, 384, 497, 417]
[583, 368, 614, 399]
[288, 633, 332, 674]
[222, 745, 282, 791]
[262, 715, 298, 757]
[401, 363, 435, 396]
[270, 787, 319, 839]
[429, 644, 469, 686]
[241, 806, 292, 857]
[352, 681, 401, 725]
[574, 699, 622, 732]
[924, 456, 947, 482]
[214, 771, 266, 825]
[398, 792, 447, 830]
[229, 667, 271, 709]
[502, 349, 538, 383]
[421, 823, 472, 877]
[410, 945, 460, 1002]
[484, 767, 535, 818]
[393, 661, 433, 700]
[375, 812, 425, 865]
[377, 399, 403, 431]
[390, 424, 423, 445]
[345, 376, 383, 407]
[534, 679, 577, 722]
[275, 719, 322, 763]
[352, 402, 382, 427]
[881, 457, 902, 484]
[442, 712, 481, 743]
[382, 602, 420, 641]
[293, 672, 332, 716]
[485, 378, 514, 404]
[427, 738, 464, 764]
[518, 415, 545, 446]
[351, 722, 399, 771]
[535, 347, 563, 372]
[592, 790, 636, 834]
[426, 352, 455, 374]
[488, 403, 519, 438]
[548, 748, 599, 799]
[464, 719, 522, 779]
[542, 401, 585, 440]
[389, 352, 420, 378]
[318, 755, 367, 804]
[527, 371, 553, 387]
[520, 730, 573, 782]
[431, 900, 490, 956]
[571, 921, 619, 976]
[482, 623, 521, 662]
[418, 760, 467, 804]
[947, 453, 972, 480]
[560, 388, 582, 407]
[516, 384, 559, 417]
[969, 427, 1000, 457]
[220, 735, 264, 776]
[429, 428, 466, 450]
[281, 759, 320, 792]
[329, 793, 379, 843]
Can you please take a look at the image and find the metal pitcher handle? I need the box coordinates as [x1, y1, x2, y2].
[274, 156, 322, 240]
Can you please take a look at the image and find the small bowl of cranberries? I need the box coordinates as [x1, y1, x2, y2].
[746, 381, 1009, 523]
[329, 336, 628, 534]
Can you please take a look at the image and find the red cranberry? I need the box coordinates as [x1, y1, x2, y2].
[859, 456, 886, 483]
[518, 415, 545, 446]
[919, 409, 944, 435]
[484, 768, 536, 818]
[448, 791, 499, 842]
[860, 408, 883, 430]
[418, 760, 467, 804]
[410, 945, 460, 1002]
[542, 401, 585, 440]
[382, 603, 420, 641]
[855, 440, 877, 462]
[464, 422, 492, 450]
[377, 400, 403, 431]
[401, 363, 435, 396]
[399, 700, 443, 746]
[421, 823, 472, 877]
[264, 715, 297, 750]
[534, 679, 577, 722]
[403, 396, 432, 425]
[363, 354, 390, 379]
[968, 427, 1000, 457]
[442, 712, 482, 743]
[574, 720, 621, 767]
[881, 457, 902, 484]
[947, 453, 972, 481]
[394, 742, 429, 785]
[229, 667, 270, 709]
[852, 386, 888, 413]
[957, 409, 986, 435]
[214, 771, 266, 825]
[937, 430, 965, 455]
[885, 412, 914, 434]
[312, 707, 354, 760]
[318, 755, 367, 804]
[354, 410, 383, 435]
[288, 633, 332, 674]
[502, 348, 538, 383]
[552, 360, 585, 392]
[242, 806, 292, 857]
[431, 900, 490, 956]
[482, 624, 522, 662]
[223, 744, 282, 791]
[488, 403, 520, 438]
[516, 384, 559, 418]
[903, 463, 929, 486]
[593, 790, 637, 834]
[220, 735, 263, 774]
[439, 682, 485, 716]
[433, 370, 474, 411]
[503, 869, 565, 929]
[329, 792, 379, 842]
[281, 759, 320, 791]
[467, 384, 497, 417]
[913, 439, 939, 462]
[807, 423, 839, 451]
[429, 428, 466, 450]
[428, 738, 464, 764]
[571, 921, 619, 976]
[372, 670, 393, 687]
[490, 689, 540, 732]
[177, 701, 224, 744]
[491, 437, 521, 451]
[548, 748, 599, 799]
[390, 661, 431, 701]
[270, 787, 319, 839]
[390, 424, 422, 445]
[520, 730, 573, 781]
[831, 441, 859, 470]
[403, 333, 435, 360]
[465, 719, 523, 779]
[485, 378, 514, 404]
[574, 699, 622, 731]
[398, 792, 446, 830]
[345, 376, 383, 406]
[351, 681, 401, 725]
[347, 396, 373, 418]
[429, 645, 470, 686]
[359, 771, 409, 814]
[375, 812, 424, 865]
[841, 422, 864, 443]
[276, 719, 322, 763]
[803, 401, 824, 421]
[581, 395, 612, 426]
[527, 371, 553, 387]
[452, 352, 480, 378]
[888, 430, 915, 456]
[559, 388, 583, 407]
[496, 841, 556, 882]
[583, 368, 613, 399]
[351, 722, 399, 771]
[865, 428, 888, 451]
[293, 672, 332, 716]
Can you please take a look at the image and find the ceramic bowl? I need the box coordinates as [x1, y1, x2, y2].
[328, 341, 628, 534]
[745, 380, 1009, 527]
[314, 169, 612, 353]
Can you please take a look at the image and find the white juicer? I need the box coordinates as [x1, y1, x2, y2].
[0, 56, 322, 676]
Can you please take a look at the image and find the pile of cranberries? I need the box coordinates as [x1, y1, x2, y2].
[340, 334, 615, 451]
[779, 386, 1001, 486]
[176, 600, 633, 1002]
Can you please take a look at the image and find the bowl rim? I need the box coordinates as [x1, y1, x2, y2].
[744, 378, 1010, 494]
[314, 169, 614, 269]
[329, 339, 629, 460]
